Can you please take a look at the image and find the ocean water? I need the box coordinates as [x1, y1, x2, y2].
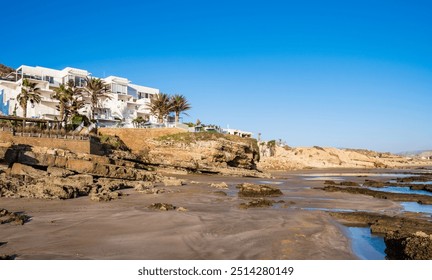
[346, 227, 386, 260]
[400, 202, 432, 215]
[368, 186, 432, 196]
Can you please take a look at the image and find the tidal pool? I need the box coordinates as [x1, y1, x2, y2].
[346, 227, 386, 260]
[368, 186, 432, 196]
[400, 202, 432, 215]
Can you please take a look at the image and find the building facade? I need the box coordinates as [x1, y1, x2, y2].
[0, 65, 160, 127]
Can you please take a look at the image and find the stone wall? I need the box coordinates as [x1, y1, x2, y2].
[0, 130, 101, 155]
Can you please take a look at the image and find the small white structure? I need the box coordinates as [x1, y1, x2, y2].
[0, 65, 159, 127]
[222, 128, 253, 138]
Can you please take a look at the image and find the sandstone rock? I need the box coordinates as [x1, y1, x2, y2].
[0, 209, 30, 225]
[148, 203, 176, 211]
[385, 231, 432, 260]
[210, 182, 228, 189]
[257, 145, 432, 171]
[9, 163, 46, 178]
[237, 183, 283, 197]
[176, 207, 188, 212]
[89, 187, 123, 202]
[133, 181, 155, 192]
[66, 158, 94, 173]
[161, 177, 185, 186]
[239, 198, 274, 209]
[47, 166, 75, 177]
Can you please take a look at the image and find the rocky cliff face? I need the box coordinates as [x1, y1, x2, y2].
[257, 144, 432, 170]
[143, 132, 260, 171]
[99, 130, 266, 177]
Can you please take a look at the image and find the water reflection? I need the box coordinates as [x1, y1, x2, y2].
[401, 202, 432, 215]
[369, 186, 432, 196]
[346, 227, 386, 260]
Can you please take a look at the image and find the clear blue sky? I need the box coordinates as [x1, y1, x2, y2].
[2, 0, 431, 153]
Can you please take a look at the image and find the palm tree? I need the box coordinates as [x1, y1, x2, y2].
[51, 80, 85, 128]
[170, 94, 191, 124]
[17, 79, 42, 125]
[84, 77, 110, 120]
[51, 83, 72, 126]
[149, 93, 172, 124]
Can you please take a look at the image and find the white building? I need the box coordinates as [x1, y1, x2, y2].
[222, 128, 253, 138]
[0, 65, 159, 127]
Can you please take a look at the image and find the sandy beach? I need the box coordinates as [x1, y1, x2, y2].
[0, 168, 409, 260]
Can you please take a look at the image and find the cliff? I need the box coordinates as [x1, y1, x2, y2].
[98, 129, 266, 177]
[257, 144, 432, 170]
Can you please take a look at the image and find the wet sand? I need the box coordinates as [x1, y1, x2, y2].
[0, 168, 412, 260]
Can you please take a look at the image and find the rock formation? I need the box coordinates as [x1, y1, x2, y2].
[257, 144, 432, 170]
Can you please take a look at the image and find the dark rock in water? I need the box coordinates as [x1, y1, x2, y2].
[385, 231, 432, 260]
[324, 180, 336, 185]
[321, 185, 432, 204]
[397, 175, 432, 183]
[237, 183, 282, 197]
[239, 198, 274, 209]
[0, 209, 30, 225]
[324, 180, 359, 186]
[363, 180, 387, 187]
[148, 203, 177, 211]
[338, 181, 360, 187]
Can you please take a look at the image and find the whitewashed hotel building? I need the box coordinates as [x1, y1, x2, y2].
[0, 65, 160, 127]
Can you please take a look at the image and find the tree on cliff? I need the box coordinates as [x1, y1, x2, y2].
[170, 94, 191, 124]
[17, 78, 41, 123]
[84, 77, 110, 120]
[149, 93, 173, 124]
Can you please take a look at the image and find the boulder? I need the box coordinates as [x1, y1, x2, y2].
[239, 198, 274, 209]
[237, 183, 283, 197]
[9, 163, 46, 178]
[148, 203, 177, 211]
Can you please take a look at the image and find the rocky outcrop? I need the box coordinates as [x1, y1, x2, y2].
[0, 209, 30, 225]
[237, 183, 283, 197]
[385, 231, 432, 260]
[321, 185, 432, 204]
[0, 143, 164, 200]
[239, 198, 274, 209]
[257, 145, 432, 170]
[98, 130, 268, 177]
[210, 182, 229, 189]
[144, 132, 260, 171]
[147, 203, 187, 212]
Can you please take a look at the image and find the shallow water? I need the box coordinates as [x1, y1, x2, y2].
[345, 227, 386, 260]
[303, 173, 416, 181]
[300, 207, 355, 213]
[368, 186, 432, 196]
[257, 181, 285, 185]
[388, 180, 432, 185]
[405, 181, 432, 185]
[400, 202, 432, 215]
[303, 173, 415, 178]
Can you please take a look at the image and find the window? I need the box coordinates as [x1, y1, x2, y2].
[112, 83, 127, 94]
[75, 76, 86, 87]
[44, 76, 54, 84]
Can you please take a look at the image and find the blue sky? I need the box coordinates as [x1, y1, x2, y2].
[2, 0, 431, 152]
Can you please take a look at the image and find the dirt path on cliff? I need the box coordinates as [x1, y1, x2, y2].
[0, 168, 406, 260]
